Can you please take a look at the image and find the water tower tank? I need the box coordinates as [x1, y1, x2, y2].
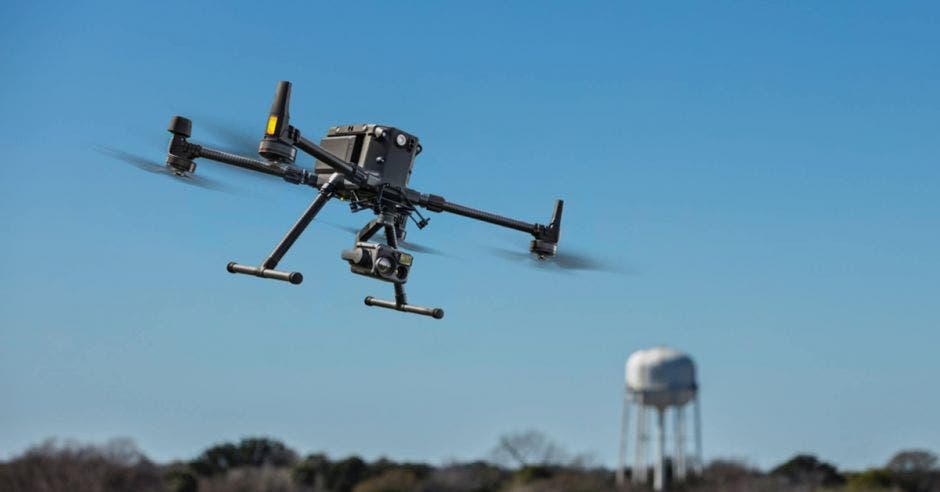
[626, 347, 697, 408]
[618, 346, 702, 491]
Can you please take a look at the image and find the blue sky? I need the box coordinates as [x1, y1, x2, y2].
[1, 1, 938, 471]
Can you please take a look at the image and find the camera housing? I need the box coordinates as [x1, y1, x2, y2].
[341, 242, 413, 283]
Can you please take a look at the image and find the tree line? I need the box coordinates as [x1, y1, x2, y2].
[0, 432, 937, 491]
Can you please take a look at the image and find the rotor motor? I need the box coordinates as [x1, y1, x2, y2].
[166, 116, 196, 175]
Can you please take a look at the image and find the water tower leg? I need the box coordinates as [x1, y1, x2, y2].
[654, 408, 665, 491]
[693, 394, 703, 474]
[632, 395, 646, 485]
[616, 392, 631, 486]
[675, 405, 687, 481]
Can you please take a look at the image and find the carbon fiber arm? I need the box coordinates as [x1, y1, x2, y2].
[196, 146, 287, 178]
[424, 195, 539, 235]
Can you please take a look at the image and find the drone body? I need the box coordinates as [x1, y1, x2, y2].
[315, 124, 420, 197]
[133, 81, 564, 319]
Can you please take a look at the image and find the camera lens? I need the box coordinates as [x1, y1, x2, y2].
[375, 257, 394, 275]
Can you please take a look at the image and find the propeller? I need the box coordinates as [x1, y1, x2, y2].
[319, 221, 448, 256]
[197, 118, 264, 157]
[93, 145, 230, 192]
[487, 244, 629, 274]
[395, 239, 446, 256]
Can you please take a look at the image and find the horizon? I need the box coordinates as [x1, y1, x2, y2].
[1, 0, 938, 474]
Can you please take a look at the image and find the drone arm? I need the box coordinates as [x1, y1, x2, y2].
[424, 196, 539, 234]
[413, 192, 563, 256]
[165, 116, 318, 187]
[196, 146, 286, 178]
[196, 146, 321, 187]
[294, 134, 374, 187]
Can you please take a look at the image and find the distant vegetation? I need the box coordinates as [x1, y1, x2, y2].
[1, 432, 937, 492]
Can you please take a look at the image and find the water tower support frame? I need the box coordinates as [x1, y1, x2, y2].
[616, 392, 630, 485]
[654, 408, 665, 491]
[675, 405, 686, 480]
[693, 393, 703, 473]
[632, 394, 647, 485]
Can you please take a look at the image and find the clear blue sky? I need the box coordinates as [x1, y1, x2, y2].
[1, 1, 938, 471]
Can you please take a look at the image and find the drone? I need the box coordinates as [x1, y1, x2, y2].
[102, 81, 571, 319]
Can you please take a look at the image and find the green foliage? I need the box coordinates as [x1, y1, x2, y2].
[702, 459, 758, 483]
[3, 435, 940, 492]
[367, 458, 432, 481]
[875, 449, 940, 492]
[324, 456, 368, 492]
[165, 468, 199, 492]
[505, 470, 615, 492]
[236, 437, 298, 468]
[190, 437, 298, 477]
[845, 468, 897, 490]
[887, 450, 938, 474]
[513, 464, 556, 483]
[771, 453, 846, 487]
[190, 443, 239, 476]
[291, 452, 331, 487]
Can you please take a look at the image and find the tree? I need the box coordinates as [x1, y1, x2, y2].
[702, 459, 758, 485]
[292, 453, 331, 488]
[845, 468, 897, 490]
[324, 456, 368, 492]
[0, 438, 164, 492]
[887, 450, 938, 473]
[190, 437, 297, 477]
[351, 469, 419, 492]
[490, 430, 567, 468]
[422, 461, 508, 492]
[165, 468, 199, 492]
[235, 437, 298, 468]
[366, 458, 432, 483]
[885, 449, 940, 492]
[190, 443, 239, 476]
[770, 454, 845, 487]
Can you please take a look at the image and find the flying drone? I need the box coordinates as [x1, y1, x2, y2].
[102, 81, 576, 319]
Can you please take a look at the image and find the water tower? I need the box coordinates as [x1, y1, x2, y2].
[616, 347, 702, 490]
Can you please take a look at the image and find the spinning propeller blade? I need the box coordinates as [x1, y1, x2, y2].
[488, 245, 628, 274]
[397, 240, 446, 256]
[93, 145, 229, 192]
[197, 118, 264, 157]
[319, 221, 447, 256]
